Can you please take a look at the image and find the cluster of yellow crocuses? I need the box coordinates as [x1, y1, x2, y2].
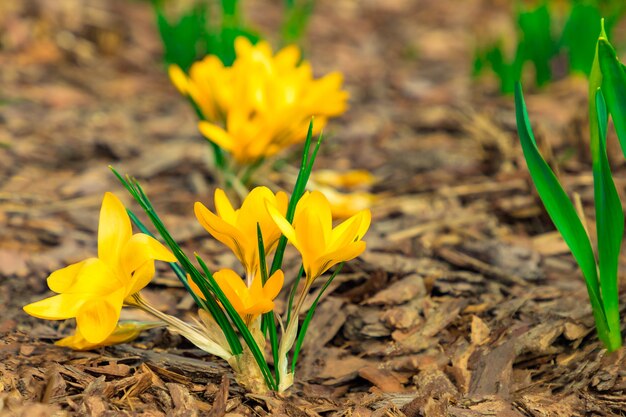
[24, 187, 370, 390]
[169, 37, 348, 165]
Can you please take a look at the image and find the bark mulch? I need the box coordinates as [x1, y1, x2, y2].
[1, 0, 626, 416]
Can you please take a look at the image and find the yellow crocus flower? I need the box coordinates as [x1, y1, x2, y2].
[55, 321, 161, 351]
[170, 37, 348, 165]
[194, 187, 288, 281]
[212, 268, 283, 325]
[24, 192, 176, 344]
[316, 186, 377, 219]
[312, 169, 377, 189]
[267, 191, 371, 282]
[187, 269, 283, 325]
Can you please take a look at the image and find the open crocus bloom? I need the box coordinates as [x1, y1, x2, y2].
[268, 191, 371, 282]
[194, 187, 288, 281]
[170, 37, 348, 164]
[187, 268, 282, 325]
[24, 192, 176, 344]
[213, 268, 284, 325]
[55, 321, 160, 351]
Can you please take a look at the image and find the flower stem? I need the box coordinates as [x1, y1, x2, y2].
[127, 293, 233, 361]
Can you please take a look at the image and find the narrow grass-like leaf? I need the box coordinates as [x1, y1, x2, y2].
[257, 224, 279, 381]
[155, 4, 208, 71]
[560, 3, 603, 75]
[110, 168, 242, 353]
[518, 4, 554, 86]
[592, 89, 623, 351]
[598, 38, 626, 158]
[588, 26, 622, 350]
[281, 0, 315, 44]
[290, 264, 343, 373]
[269, 120, 319, 275]
[127, 209, 206, 310]
[514, 85, 610, 344]
[195, 254, 278, 390]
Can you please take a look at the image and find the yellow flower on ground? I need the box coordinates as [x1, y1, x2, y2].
[170, 37, 348, 164]
[312, 170, 377, 189]
[267, 191, 371, 281]
[316, 186, 377, 219]
[213, 268, 284, 325]
[56, 321, 160, 351]
[23, 192, 176, 344]
[194, 187, 288, 280]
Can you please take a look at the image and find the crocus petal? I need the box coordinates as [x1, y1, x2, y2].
[312, 241, 366, 280]
[198, 122, 235, 151]
[121, 233, 176, 277]
[56, 322, 150, 351]
[168, 65, 189, 95]
[48, 258, 120, 295]
[126, 260, 155, 296]
[328, 210, 371, 251]
[46, 260, 87, 293]
[274, 45, 300, 70]
[214, 189, 237, 223]
[293, 203, 328, 269]
[194, 202, 249, 266]
[263, 270, 284, 300]
[76, 288, 125, 343]
[98, 192, 132, 267]
[23, 293, 89, 320]
[266, 202, 299, 250]
[187, 275, 206, 301]
[213, 269, 248, 312]
[244, 299, 274, 316]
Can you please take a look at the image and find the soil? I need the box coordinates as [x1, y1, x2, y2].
[1, 0, 626, 416]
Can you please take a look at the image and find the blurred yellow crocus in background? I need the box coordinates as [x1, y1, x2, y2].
[23, 192, 176, 344]
[194, 186, 288, 282]
[170, 37, 348, 165]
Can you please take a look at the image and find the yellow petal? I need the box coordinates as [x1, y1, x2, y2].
[121, 233, 176, 277]
[234, 36, 254, 57]
[312, 170, 376, 188]
[126, 259, 155, 296]
[355, 209, 372, 240]
[23, 293, 88, 320]
[328, 209, 370, 251]
[76, 288, 125, 343]
[188, 275, 206, 301]
[263, 270, 284, 300]
[213, 269, 247, 312]
[293, 197, 329, 264]
[266, 202, 298, 249]
[98, 192, 132, 267]
[243, 299, 274, 316]
[46, 260, 88, 293]
[274, 45, 300, 70]
[56, 322, 156, 351]
[194, 202, 249, 266]
[50, 258, 120, 295]
[214, 189, 237, 223]
[312, 241, 366, 280]
[198, 121, 235, 151]
[168, 64, 189, 95]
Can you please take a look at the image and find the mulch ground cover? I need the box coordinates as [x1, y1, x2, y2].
[1, 0, 626, 415]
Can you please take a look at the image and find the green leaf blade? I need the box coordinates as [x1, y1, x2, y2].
[514, 84, 607, 330]
[598, 38, 626, 158]
[592, 89, 624, 350]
